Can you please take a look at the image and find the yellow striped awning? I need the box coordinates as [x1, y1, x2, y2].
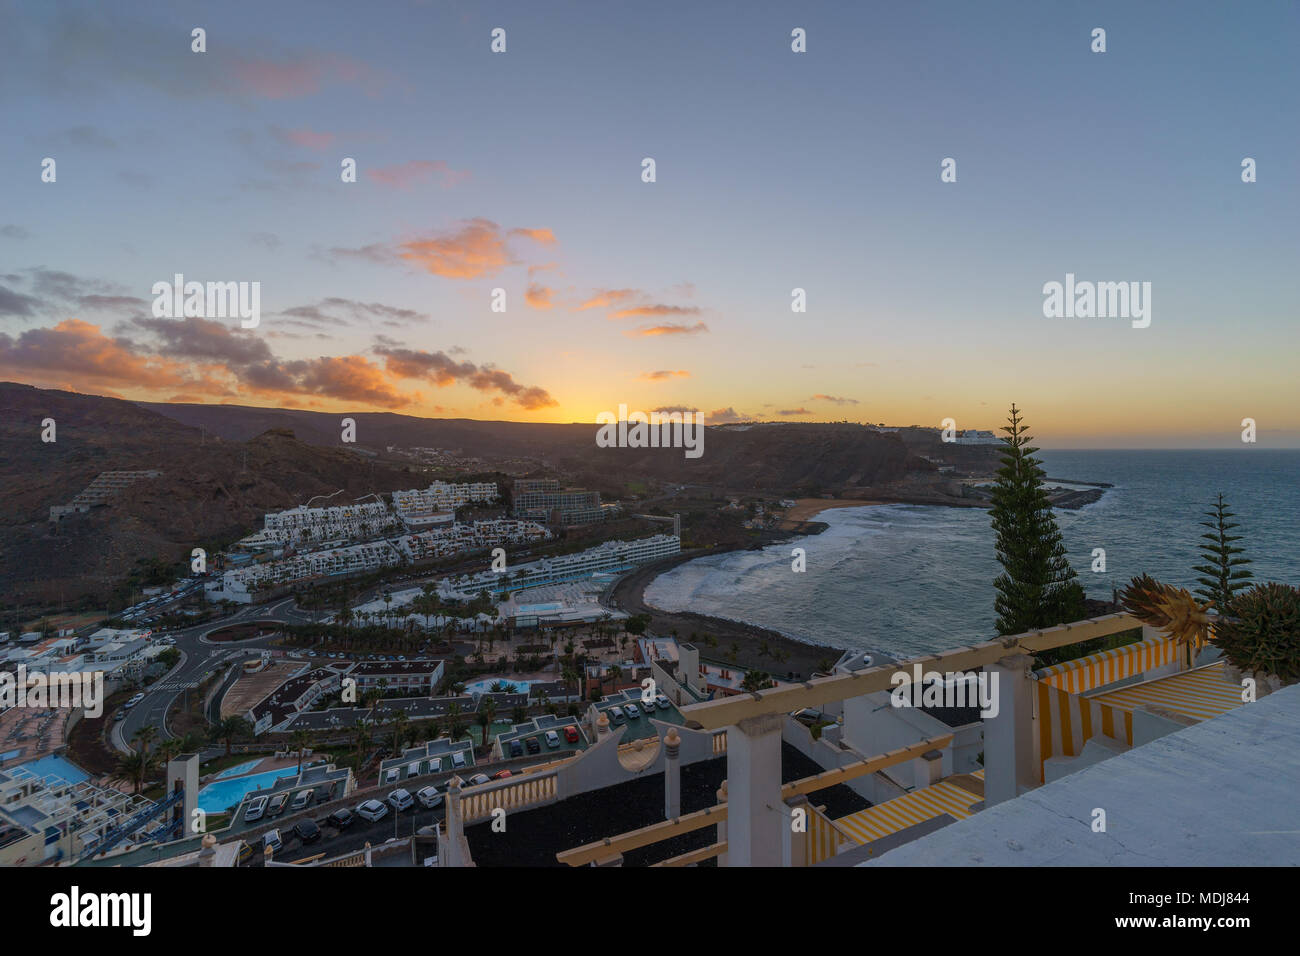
[1087, 661, 1245, 722]
[833, 777, 983, 846]
[1034, 635, 1182, 695]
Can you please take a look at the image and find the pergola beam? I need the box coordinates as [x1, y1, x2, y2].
[681, 613, 1140, 730]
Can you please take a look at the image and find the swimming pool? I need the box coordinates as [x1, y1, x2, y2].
[10, 754, 90, 786]
[463, 678, 541, 695]
[197, 768, 296, 814]
[213, 758, 263, 779]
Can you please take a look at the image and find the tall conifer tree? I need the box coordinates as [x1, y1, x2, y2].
[1193, 493, 1252, 612]
[989, 404, 1086, 635]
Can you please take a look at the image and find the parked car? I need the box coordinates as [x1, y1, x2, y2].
[563, 725, 580, 744]
[237, 841, 254, 865]
[267, 792, 290, 817]
[428, 757, 443, 774]
[655, 694, 671, 710]
[545, 730, 561, 749]
[292, 819, 321, 844]
[466, 773, 491, 787]
[262, 829, 282, 854]
[492, 770, 512, 780]
[640, 697, 656, 712]
[608, 706, 626, 725]
[384, 767, 400, 784]
[406, 762, 421, 778]
[416, 786, 443, 809]
[509, 739, 523, 758]
[124, 693, 146, 710]
[244, 795, 268, 822]
[525, 736, 541, 754]
[356, 799, 388, 823]
[388, 788, 414, 812]
[626, 703, 642, 720]
[290, 789, 314, 812]
[326, 808, 354, 829]
[451, 750, 467, 769]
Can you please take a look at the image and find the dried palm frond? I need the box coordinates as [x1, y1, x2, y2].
[1120, 573, 1215, 653]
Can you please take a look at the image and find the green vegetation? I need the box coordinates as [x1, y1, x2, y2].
[1193, 494, 1253, 612]
[988, 404, 1086, 640]
[1214, 582, 1300, 684]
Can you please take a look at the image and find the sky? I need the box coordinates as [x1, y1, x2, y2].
[1, 0, 1297, 448]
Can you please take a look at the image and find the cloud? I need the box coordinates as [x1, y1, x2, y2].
[372, 343, 557, 409]
[1, 225, 32, 240]
[626, 321, 709, 337]
[509, 227, 558, 245]
[639, 370, 690, 381]
[611, 304, 701, 320]
[249, 232, 281, 250]
[272, 126, 336, 150]
[810, 394, 859, 405]
[708, 407, 748, 424]
[231, 53, 388, 100]
[577, 289, 641, 311]
[778, 408, 811, 416]
[395, 219, 512, 279]
[0, 319, 194, 391]
[0, 286, 44, 318]
[524, 284, 555, 310]
[653, 405, 698, 414]
[366, 160, 469, 189]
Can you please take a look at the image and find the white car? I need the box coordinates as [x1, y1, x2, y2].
[625, 703, 641, 720]
[356, 799, 389, 823]
[262, 828, 282, 853]
[451, 750, 467, 769]
[244, 795, 268, 822]
[384, 767, 400, 784]
[640, 697, 656, 712]
[416, 786, 443, 809]
[655, 694, 671, 710]
[387, 788, 414, 812]
[428, 757, 443, 774]
[545, 729, 560, 749]
[466, 773, 491, 788]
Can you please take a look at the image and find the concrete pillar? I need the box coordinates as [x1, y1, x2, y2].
[443, 778, 467, 867]
[984, 653, 1036, 806]
[913, 748, 944, 790]
[165, 753, 200, 838]
[724, 713, 785, 867]
[664, 728, 681, 820]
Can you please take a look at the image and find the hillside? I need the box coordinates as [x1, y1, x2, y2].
[0, 383, 428, 606]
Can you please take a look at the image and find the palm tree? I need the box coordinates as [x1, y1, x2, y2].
[446, 703, 465, 741]
[114, 750, 155, 795]
[210, 717, 251, 757]
[131, 724, 158, 756]
[352, 719, 373, 764]
[607, 664, 623, 695]
[476, 697, 496, 756]
[562, 666, 579, 703]
[290, 729, 312, 774]
[390, 709, 408, 755]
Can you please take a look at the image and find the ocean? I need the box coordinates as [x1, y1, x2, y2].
[643, 450, 1300, 660]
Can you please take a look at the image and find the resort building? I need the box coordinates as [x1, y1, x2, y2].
[240, 500, 399, 548]
[512, 479, 607, 526]
[392, 480, 498, 530]
[441, 533, 681, 598]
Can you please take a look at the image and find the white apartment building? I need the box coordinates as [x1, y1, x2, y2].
[392, 480, 498, 517]
[445, 533, 681, 596]
[208, 519, 550, 602]
[243, 500, 399, 548]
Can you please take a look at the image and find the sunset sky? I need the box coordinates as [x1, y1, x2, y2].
[2, 0, 1297, 447]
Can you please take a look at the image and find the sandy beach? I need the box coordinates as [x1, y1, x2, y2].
[778, 497, 886, 530]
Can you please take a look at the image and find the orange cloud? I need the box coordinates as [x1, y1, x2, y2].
[639, 370, 690, 381]
[611, 304, 701, 320]
[626, 321, 709, 337]
[577, 289, 640, 310]
[397, 219, 511, 279]
[367, 160, 469, 190]
[525, 284, 556, 310]
[509, 227, 557, 244]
